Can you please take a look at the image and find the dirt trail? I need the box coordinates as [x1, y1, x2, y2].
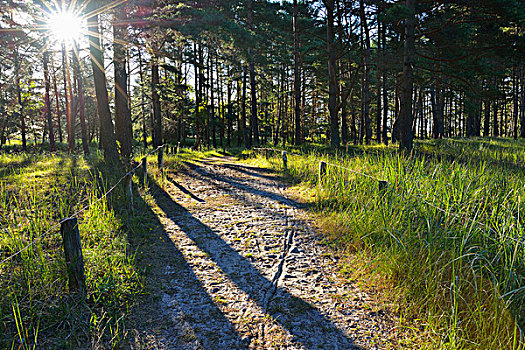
[127, 156, 399, 350]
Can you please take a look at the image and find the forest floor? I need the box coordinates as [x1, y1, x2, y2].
[125, 155, 406, 350]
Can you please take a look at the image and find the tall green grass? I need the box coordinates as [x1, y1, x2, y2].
[249, 138, 525, 349]
[0, 151, 142, 348]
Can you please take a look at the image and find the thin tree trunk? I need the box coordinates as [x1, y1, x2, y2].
[51, 56, 63, 144]
[65, 47, 76, 152]
[138, 47, 148, 148]
[360, 0, 371, 144]
[242, 66, 249, 147]
[293, 0, 301, 145]
[86, 6, 118, 160]
[14, 50, 26, 151]
[513, 65, 519, 139]
[43, 51, 56, 151]
[73, 43, 89, 156]
[398, 0, 415, 152]
[247, 0, 259, 147]
[113, 13, 133, 159]
[325, 0, 339, 147]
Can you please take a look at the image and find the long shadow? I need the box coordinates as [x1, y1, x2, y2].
[148, 179, 360, 349]
[185, 162, 303, 209]
[166, 174, 205, 203]
[220, 163, 285, 181]
[82, 159, 246, 349]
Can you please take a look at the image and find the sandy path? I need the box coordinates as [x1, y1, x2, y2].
[127, 156, 398, 350]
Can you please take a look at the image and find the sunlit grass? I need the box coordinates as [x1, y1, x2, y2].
[0, 150, 142, 347]
[247, 138, 525, 349]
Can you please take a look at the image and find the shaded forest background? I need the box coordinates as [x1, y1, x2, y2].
[0, 0, 524, 157]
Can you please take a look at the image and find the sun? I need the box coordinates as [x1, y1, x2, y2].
[47, 10, 85, 45]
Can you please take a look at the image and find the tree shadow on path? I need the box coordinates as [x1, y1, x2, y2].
[148, 175, 361, 349]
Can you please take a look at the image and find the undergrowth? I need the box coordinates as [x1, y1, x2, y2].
[247, 137, 525, 350]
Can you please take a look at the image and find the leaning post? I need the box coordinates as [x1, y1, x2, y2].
[60, 218, 86, 296]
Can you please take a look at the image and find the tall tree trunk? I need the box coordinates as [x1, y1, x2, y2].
[293, 0, 301, 145]
[247, 0, 259, 147]
[151, 56, 162, 147]
[376, 21, 382, 143]
[61, 44, 72, 150]
[113, 13, 133, 160]
[513, 65, 519, 139]
[325, 0, 339, 147]
[382, 22, 389, 145]
[43, 51, 55, 151]
[227, 67, 232, 148]
[64, 46, 75, 152]
[14, 50, 26, 151]
[237, 78, 243, 147]
[210, 50, 217, 148]
[520, 65, 525, 138]
[242, 66, 249, 148]
[360, 0, 371, 144]
[398, 0, 415, 152]
[51, 56, 63, 144]
[493, 98, 499, 137]
[137, 47, 148, 148]
[73, 43, 89, 156]
[193, 43, 201, 149]
[86, 4, 118, 160]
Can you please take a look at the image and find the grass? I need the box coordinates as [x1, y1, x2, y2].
[246, 137, 525, 349]
[0, 144, 217, 348]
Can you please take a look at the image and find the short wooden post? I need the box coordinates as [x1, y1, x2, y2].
[125, 173, 133, 214]
[265, 149, 269, 159]
[282, 151, 287, 170]
[346, 142, 349, 153]
[60, 218, 86, 296]
[379, 180, 388, 192]
[142, 157, 147, 187]
[158, 146, 164, 176]
[319, 161, 327, 185]
[177, 142, 180, 154]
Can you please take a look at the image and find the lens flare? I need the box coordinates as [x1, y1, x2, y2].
[47, 10, 85, 45]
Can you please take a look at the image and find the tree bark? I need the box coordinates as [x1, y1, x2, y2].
[43, 51, 55, 151]
[359, 0, 371, 144]
[325, 0, 339, 147]
[86, 3, 118, 160]
[73, 43, 89, 156]
[247, 0, 259, 147]
[398, 0, 415, 152]
[293, 0, 301, 145]
[113, 12, 133, 159]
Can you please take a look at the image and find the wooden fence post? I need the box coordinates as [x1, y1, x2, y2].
[177, 142, 180, 154]
[142, 157, 147, 188]
[282, 151, 287, 170]
[319, 161, 327, 185]
[125, 173, 133, 214]
[61, 218, 86, 296]
[346, 142, 349, 153]
[158, 146, 164, 176]
[265, 149, 269, 159]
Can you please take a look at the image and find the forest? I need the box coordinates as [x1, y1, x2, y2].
[0, 0, 524, 349]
